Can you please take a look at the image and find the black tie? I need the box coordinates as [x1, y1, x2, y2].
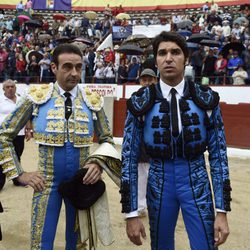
[170, 88, 179, 137]
[64, 92, 72, 120]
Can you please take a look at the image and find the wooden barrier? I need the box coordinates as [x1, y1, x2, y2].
[220, 103, 250, 148]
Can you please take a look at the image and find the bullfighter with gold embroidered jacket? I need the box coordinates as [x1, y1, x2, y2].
[0, 82, 120, 249]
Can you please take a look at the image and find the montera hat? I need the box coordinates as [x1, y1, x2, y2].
[58, 168, 105, 210]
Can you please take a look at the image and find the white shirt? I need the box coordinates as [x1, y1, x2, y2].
[0, 94, 25, 135]
[57, 82, 78, 103]
[160, 78, 185, 134]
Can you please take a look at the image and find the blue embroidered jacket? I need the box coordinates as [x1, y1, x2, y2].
[120, 81, 231, 213]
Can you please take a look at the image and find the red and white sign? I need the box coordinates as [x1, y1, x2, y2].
[82, 84, 117, 97]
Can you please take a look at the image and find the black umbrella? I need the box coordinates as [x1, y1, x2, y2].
[177, 29, 192, 37]
[55, 36, 72, 44]
[200, 39, 221, 47]
[25, 19, 42, 28]
[177, 20, 193, 29]
[221, 43, 246, 57]
[73, 37, 94, 46]
[117, 44, 144, 55]
[187, 33, 212, 43]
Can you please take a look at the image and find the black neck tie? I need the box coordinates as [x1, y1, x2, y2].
[64, 92, 72, 120]
[170, 88, 179, 137]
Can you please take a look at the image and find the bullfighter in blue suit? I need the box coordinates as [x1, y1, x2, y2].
[120, 31, 231, 250]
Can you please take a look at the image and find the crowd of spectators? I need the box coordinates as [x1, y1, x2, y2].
[0, 1, 249, 85]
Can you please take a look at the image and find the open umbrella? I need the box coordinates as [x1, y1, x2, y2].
[187, 42, 199, 49]
[17, 15, 31, 23]
[125, 34, 148, 42]
[187, 33, 212, 43]
[233, 16, 249, 25]
[53, 13, 66, 21]
[25, 19, 42, 28]
[38, 33, 52, 41]
[200, 39, 221, 47]
[55, 36, 72, 43]
[177, 20, 193, 29]
[117, 44, 144, 55]
[116, 13, 130, 20]
[84, 11, 97, 20]
[221, 42, 246, 57]
[138, 38, 151, 48]
[123, 34, 151, 48]
[25, 50, 44, 64]
[177, 29, 192, 37]
[71, 41, 88, 51]
[73, 37, 94, 46]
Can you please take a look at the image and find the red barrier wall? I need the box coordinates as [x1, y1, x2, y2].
[220, 103, 250, 148]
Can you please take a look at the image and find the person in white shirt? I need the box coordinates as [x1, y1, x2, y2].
[222, 20, 231, 38]
[0, 79, 31, 189]
[120, 31, 231, 250]
[210, 0, 219, 13]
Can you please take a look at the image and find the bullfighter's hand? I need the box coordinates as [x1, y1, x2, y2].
[214, 212, 230, 247]
[17, 172, 45, 192]
[126, 217, 147, 246]
[83, 163, 102, 185]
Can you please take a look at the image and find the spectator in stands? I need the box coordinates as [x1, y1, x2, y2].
[232, 64, 248, 85]
[6, 46, 16, 79]
[242, 44, 250, 84]
[121, 18, 129, 27]
[86, 47, 95, 83]
[190, 46, 205, 83]
[104, 47, 115, 63]
[39, 52, 51, 83]
[0, 44, 8, 82]
[104, 4, 112, 16]
[102, 15, 112, 36]
[94, 61, 105, 83]
[51, 19, 59, 37]
[212, 20, 222, 36]
[202, 1, 209, 13]
[210, 0, 219, 13]
[25, 0, 33, 14]
[27, 54, 40, 83]
[222, 19, 231, 39]
[58, 21, 65, 37]
[74, 17, 81, 37]
[81, 15, 90, 37]
[15, 53, 26, 82]
[94, 20, 103, 40]
[127, 56, 140, 83]
[207, 9, 222, 28]
[118, 58, 128, 84]
[215, 52, 227, 84]
[227, 50, 244, 84]
[16, 1, 24, 12]
[81, 50, 89, 84]
[5, 16, 13, 33]
[0, 79, 32, 189]
[104, 61, 115, 83]
[192, 22, 201, 34]
[202, 48, 217, 84]
[231, 23, 242, 42]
